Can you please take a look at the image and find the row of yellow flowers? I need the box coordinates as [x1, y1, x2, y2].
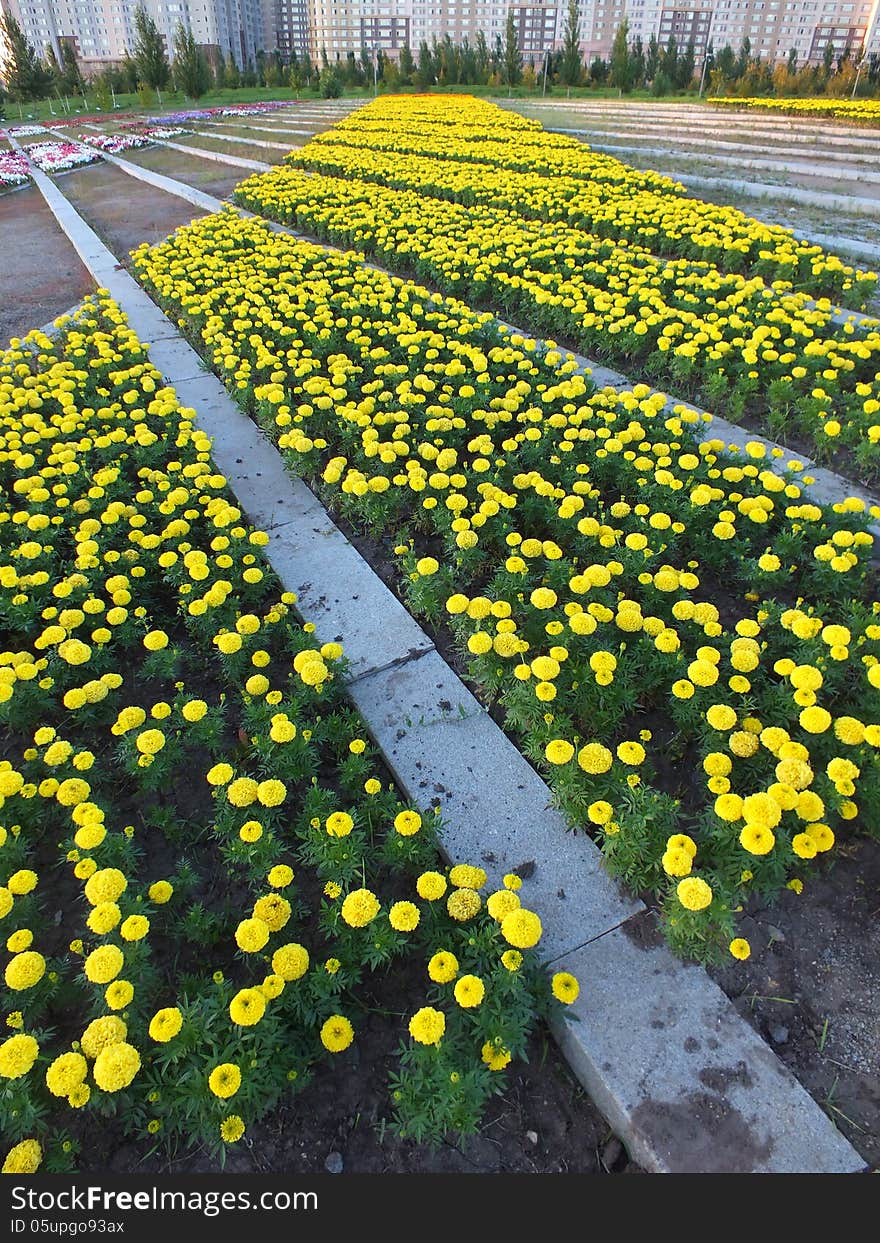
[0, 294, 573, 1175]
[231, 138, 880, 474]
[130, 209, 880, 965]
[292, 95, 874, 302]
[708, 97, 880, 126]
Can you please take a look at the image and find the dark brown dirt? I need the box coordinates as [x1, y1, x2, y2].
[59, 161, 208, 259]
[709, 834, 880, 1170]
[0, 184, 93, 345]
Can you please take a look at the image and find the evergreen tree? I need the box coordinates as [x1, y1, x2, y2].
[416, 41, 434, 88]
[300, 51, 315, 88]
[45, 45, 61, 91]
[474, 30, 490, 82]
[502, 11, 522, 88]
[172, 23, 210, 99]
[822, 39, 835, 77]
[676, 38, 695, 89]
[661, 35, 679, 82]
[631, 35, 645, 89]
[610, 19, 634, 93]
[736, 37, 751, 78]
[120, 54, 139, 93]
[786, 48, 798, 75]
[559, 0, 583, 91]
[715, 43, 737, 82]
[241, 60, 257, 87]
[57, 42, 84, 94]
[645, 32, 660, 81]
[132, 4, 170, 91]
[459, 37, 477, 83]
[345, 51, 361, 87]
[0, 13, 54, 100]
[588, 55, 608, 85]
[398, 43, 415, 84]
[360, 45, 373, 85]
[214, 49, 226, 90]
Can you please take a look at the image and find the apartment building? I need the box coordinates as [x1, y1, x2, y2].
[1, 0, 877, 75]
[0, 0, 267, 70]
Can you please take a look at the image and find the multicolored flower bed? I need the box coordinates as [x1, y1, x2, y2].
[22, 141, 101, 175]
[77, 133, 152, 154]
[231, 99, 880, 477]
[0, 152, 30, 188]
[708, 97, 880, 126]
[0, 294, 570, 1175]
[131, 209, 880, 966]
[5, 126, 48, 138]
[145, 102, 292, 128]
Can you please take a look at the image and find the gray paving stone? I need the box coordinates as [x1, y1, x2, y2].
[351, 659, 641, 961]
[549, 922, 865, 1172]
[263, 522, 434, 680]
[159, 139, 271, 172]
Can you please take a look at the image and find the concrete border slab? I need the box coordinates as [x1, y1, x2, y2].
[550, 921, 865, 1173]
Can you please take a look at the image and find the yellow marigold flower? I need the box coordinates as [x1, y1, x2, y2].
[45, 1052, 88, 1097]
[729, 939, 751, 961]
[449, 864, 487, 889]
[389, 901, 420, 932]
[105, 979, 134, 1010]
[229, 987, 266, 1027]
[408, 1006, 445, 1046]
[120, 915, 149, 942]
[481, 1041, 512, 1071]
[446, 888, 482, 921]
[326, 811, 354, 838]
[500, 908, 542, 949]
[799, 706, 832, 734]
[676, 877, 713, 911]
[81, 1016, 127, 1059]
[2, 1138, 42, 1174]
[428, 950, 459, 983]
[551, 972, 580, 1004]
[235, 917, 269, 953]
[577, 743, 613, 774]
[320, 1015, 354, 1053]
[545, 739, 574, 765]
[267, 864, 294, 889]
[0, 1033, 39, 1079]
[486, 889, 521, 920]
[206, 762, 234, 786]
[272, 943, 309, 981]
[340, 888, 380, 928]
[501, 949, 523, 972]
[5, 951, 46, 991]
[148, 1007, 183, 1043]
[93, 1042, 140, 1092]
[84, 867, 127, 906]
[148, 880, 173, 904]
[394, 809, 422, 836]
[220, 1115, 245, 1143]
[209, 1063, 241, 1099]
[454, 974, 485, 1008]
[416, 871, 447, 901]
[739, 823, 776, 855]
[257, 779, 286, 807]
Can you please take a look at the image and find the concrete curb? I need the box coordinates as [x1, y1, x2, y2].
[61, 143, 880, 530]
[156, 138, 271, 172]
[544, 126, 878, 167]
[17, 143, 866, 1174]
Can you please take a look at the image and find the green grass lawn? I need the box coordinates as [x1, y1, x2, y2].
[1, 82, 713, 125]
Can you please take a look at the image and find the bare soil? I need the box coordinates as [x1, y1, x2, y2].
[0, 184, 93, 345]
[59, 161, 208, 259]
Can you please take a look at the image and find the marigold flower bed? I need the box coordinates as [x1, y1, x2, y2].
[0, 295, 568, 1175]
[131, 209, 880, 966]
[230, 99, 880, 477]
[708, 97, 880, 126]
[285, 96, 875, 302]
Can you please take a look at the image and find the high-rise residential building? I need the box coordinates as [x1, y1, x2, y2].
[0, 0, 877, 76]
[0, 0, 267, 71]
[303, 0, 878, 66]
